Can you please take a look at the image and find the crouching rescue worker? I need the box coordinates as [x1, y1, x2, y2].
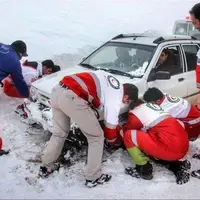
[3, 61, 61, 98]
[121, 99, 190, 184]
[39, 70, 138, 188]
[143, 87, 200, 180]
[143, 87, 200, 140]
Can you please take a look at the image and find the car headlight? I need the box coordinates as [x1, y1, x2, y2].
[30, 86, 38, 101]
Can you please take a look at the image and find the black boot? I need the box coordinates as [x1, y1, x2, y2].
[85, 174, 112, 188]
[0, 150, 10, 156]
[167, 161, 190, 185]
[135, 161, 153, 180]
[38, 164, 60, 179]
[125, 161, 153, 180]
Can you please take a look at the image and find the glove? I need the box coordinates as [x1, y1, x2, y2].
[104, 138, 123, 150]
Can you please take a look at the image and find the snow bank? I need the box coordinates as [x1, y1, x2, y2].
[0, 0, 198, 65]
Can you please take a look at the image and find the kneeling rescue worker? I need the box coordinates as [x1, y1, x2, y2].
[143, 87, 200, 140]
[39, 70, 138, 188]
[120, 97, 190, 185]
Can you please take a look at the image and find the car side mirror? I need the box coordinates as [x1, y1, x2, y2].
[147, 70, 171, 82]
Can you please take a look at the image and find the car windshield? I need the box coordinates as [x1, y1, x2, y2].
[80, 42, 156, 77]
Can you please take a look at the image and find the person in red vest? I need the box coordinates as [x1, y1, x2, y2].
[38, 70, 138, 188]
[120, 99, 190, 184]
[143, 87, 200, 140]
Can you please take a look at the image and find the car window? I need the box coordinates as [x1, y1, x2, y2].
[174, 23, 188, 35]
[188, 23, 200, 36]
[182, 44, 199, 71]
[81, 42, 156, 76]
[156, 46, 183, 76]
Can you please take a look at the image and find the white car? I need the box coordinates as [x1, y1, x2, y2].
[25, 33, 200, 133]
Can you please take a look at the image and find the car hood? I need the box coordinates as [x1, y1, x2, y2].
[32, 65, 134, 96]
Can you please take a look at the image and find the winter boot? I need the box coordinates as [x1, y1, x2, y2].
[167, 161, 190, 184]
[0, 149, 10, 156]
[38, 164, 60, 179]
[125, 161, 153, 180]
[135, 161, 153, 180]
[85, 174, 112, 188]
[125, 167, 140, 178]
[153, 159, 191, 171]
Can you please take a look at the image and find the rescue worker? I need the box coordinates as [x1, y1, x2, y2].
[39, 70, 138, 188]
[0, 40, 29, 97]
[190, 3, 200, 32]
[3, 61, 61, 118]
[120, 99, 190, 184]
[3, 62, 61, 98]
[22, 59, 56, 78]
[189, 3, 200, 109]
[143, 87, 200, 140]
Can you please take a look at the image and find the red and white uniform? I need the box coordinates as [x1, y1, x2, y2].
[159, 93, 200, 138]
[122, 102, 189, 161]
[195, 50, 200, 109]
[3, 65, 38, 98]
[196, 50, 200, 89]
[61, 71, 124, 144]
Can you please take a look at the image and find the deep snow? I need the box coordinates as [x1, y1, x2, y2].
[1, 0, 200, 199]
[2, 92, 200, 199]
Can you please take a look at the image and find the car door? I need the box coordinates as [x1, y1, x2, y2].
[181, 43, 200, 104]
[147, 44, 187, 97]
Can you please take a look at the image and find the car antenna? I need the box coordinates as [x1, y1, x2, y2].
[133, 31, 147, 40]
[133, 30, 160, 40]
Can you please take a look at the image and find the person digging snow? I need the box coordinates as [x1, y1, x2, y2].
[3, 59, 60, 117]
[143, 87, 200, 179]
[143, 87, 200, 140]
[3, 59, 60, 99]
[39, 70, 138, 188]
[120, 98, 190, 185]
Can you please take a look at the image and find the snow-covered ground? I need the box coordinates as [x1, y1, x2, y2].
[1, 93, 200, 199]
[1, 0, 200, 199]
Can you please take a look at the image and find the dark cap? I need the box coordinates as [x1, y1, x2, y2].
[11, 40, 28, 56]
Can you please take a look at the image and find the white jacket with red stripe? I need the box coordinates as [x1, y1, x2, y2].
[61, 70, 124, 143]
[22, 65, 38, 86]
[159, 94, 191, 119]
[5, 65, 38, 86]
[123, 102, 170, 133]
